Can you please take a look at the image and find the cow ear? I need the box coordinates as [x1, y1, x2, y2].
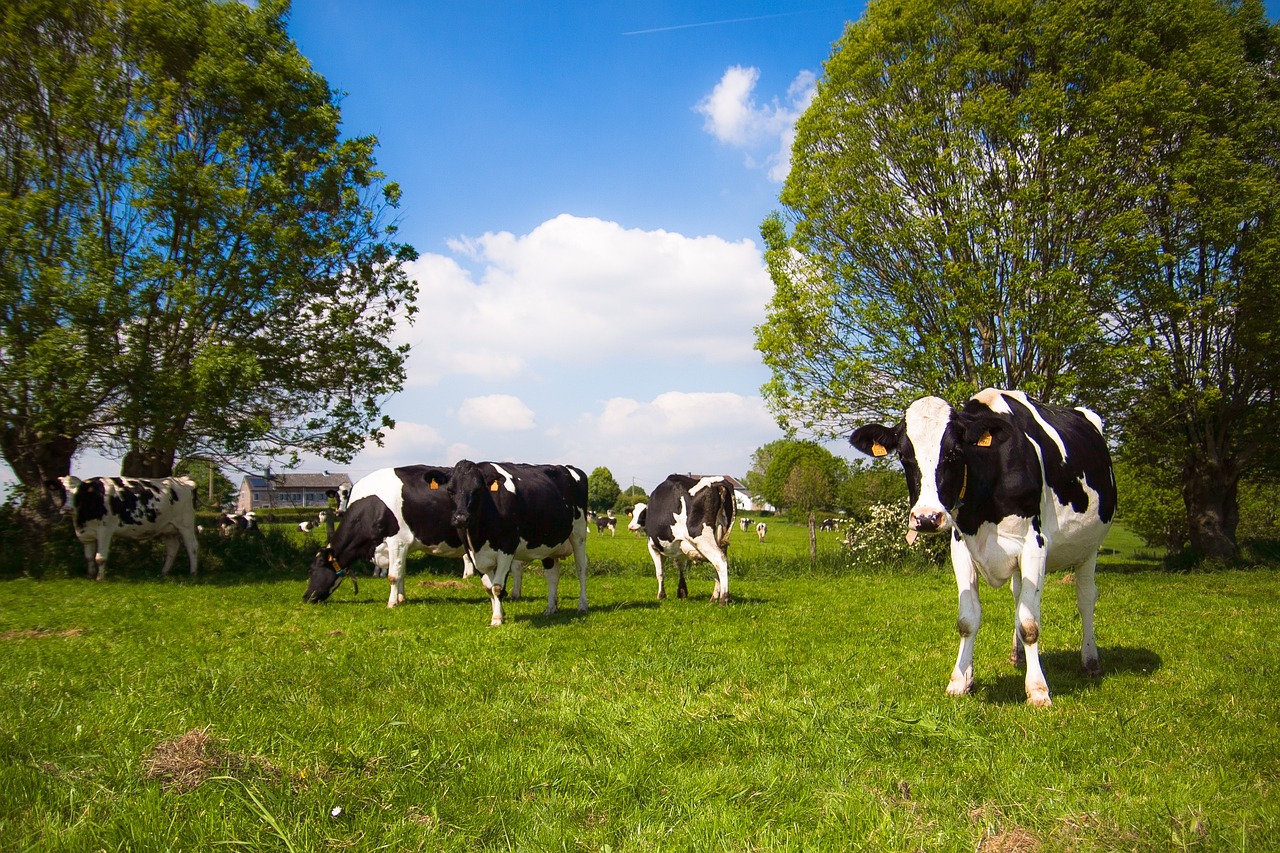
[963, 417, 1010, 449]
[850, 423, 902, 458]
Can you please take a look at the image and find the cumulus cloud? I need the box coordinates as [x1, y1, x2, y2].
[402, 215, 772, 386]
[696, 66, 816, 182]
[456, 395, 537, 431]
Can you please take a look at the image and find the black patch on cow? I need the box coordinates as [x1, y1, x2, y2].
[641, 474, 736, 550]
[395, 465, 465, 552]
[446, 460, 586, 559]
[328, 496, 401, 569]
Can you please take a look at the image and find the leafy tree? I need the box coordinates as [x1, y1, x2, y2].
[759, 440, 845, 516]
[0, 0, 416, 518]
[759, 0, 1280, 559]
[587, 467, 621, 514]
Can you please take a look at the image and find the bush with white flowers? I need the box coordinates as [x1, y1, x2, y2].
[842, 500, 948, 571]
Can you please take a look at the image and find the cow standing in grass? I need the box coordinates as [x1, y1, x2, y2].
[850, 389, 1117, 707]
[629, 474, 736, 603]
[444, 460, 589, 626]
[47, 475, 200, 580]
[304, 465, 466, 605]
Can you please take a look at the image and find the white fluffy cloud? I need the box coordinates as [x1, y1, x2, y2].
[697, 66, 816, 182]
[457, 395, 537, 431]
[401, 215, 772, 386]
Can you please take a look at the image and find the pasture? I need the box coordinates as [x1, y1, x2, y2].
[1, 520, 1277, 851]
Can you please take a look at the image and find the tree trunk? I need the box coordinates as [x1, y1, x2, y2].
[0, 425, 79, 571]
[808, 511, 818, 567]
[1182, 453, 1239, 560]
[121, 446, 176, 478]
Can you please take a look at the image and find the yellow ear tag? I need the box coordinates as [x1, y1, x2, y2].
[976, 431, 993, 447]
[489, 480, 499, 492]
[429, 479, 439, 490]
[871, 442, 888, 457]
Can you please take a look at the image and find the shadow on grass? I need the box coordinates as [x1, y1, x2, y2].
[977, 646, 1163, 705]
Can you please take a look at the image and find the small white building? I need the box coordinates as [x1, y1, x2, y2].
[236, 472, 352, 513]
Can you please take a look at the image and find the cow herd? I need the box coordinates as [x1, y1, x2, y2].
[46, 388, 1117, 706]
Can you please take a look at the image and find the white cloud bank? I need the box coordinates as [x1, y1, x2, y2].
[400, 214, 773, 387]
[697, 65, 816, 182]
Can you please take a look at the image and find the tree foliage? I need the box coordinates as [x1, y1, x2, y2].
[587, 467, 621, 514]
[759, 440, 846, 515]
[0, 0, 417, 508]
[760, 0, 1280, 559]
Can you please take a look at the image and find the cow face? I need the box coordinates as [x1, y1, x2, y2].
[46, 476, 82, 515]
[304, 548, 345, 603]
[445, 459, 491, 530]
[851, 396, 969, 535]
[628, 502, 647, 531]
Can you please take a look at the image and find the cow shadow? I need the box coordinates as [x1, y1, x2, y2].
[976, 646, 1163, 705]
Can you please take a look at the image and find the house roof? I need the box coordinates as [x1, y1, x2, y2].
[241, 473, 352, 490]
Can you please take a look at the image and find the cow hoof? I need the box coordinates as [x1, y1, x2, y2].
[490, 618, 503, 627]
[542, 606, 558, 617]
[1083, 658, 1101, 676]
[677, 590, 688, 599]
[1026, 691, 1053, 708]
[657, 591, 666, 600]
[946, 672, 972, 696]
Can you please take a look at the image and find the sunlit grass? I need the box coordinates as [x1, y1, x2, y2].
[0, 521, 1276, 851]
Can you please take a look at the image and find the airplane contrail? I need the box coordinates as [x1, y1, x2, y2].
[622, 11, 810, 36]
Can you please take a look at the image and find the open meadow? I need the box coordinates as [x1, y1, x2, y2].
[1, 521, 1277, 851]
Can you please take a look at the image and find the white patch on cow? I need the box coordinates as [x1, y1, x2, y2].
[688, 475, 725, 495]
[972, 387, 1011, 412]
[1076, 405, 1105, 435]
[903, 396, 953, 523]
[489, 463, 517, 494]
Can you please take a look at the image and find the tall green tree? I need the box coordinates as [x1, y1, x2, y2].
[759, 0, 1280, 559]
[759, 440, 846, 515]
[587, 467, 621, 514]
[0, 0, 417, 512]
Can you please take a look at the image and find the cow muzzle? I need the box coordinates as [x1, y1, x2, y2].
[909, 508, 948, 534]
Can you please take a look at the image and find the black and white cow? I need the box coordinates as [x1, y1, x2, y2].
[850, 388, 1117, 707]
[628, 474, 736, 603]
[595, 514, 617, 536]
[304, 465, 467, 606]
[47, 475, 199, 580]
[444, 460, 589, 626]
[755, 521, 767, 542]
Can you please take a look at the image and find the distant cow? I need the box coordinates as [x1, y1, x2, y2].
[298, 511, 329, 534]
[304, 465, 468, 606]
[444, 460, 589, 626]
[755, 521, 767, 542]
[595, 514, 617, 536]
[629, 474, 736, 603]
[219, 511, 256, 535]
[739, 517, 752, 532]
[819, 518, 838, 532]
[47, 475, 199, 580]
[850, 388, 1117, 707]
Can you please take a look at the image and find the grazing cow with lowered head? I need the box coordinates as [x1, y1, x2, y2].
[304, 465, 468, 606]
[628, 474, 736, 603]
[444, 460, 589, 626]
[47, 475, 199, 580]
[850, 388, 1117, 707]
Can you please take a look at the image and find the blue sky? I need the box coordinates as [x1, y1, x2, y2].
[272, 1, 870, 493]
[30, 1, 1280, 495]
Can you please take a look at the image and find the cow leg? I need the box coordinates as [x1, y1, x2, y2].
[461, 553, 476, 579]
[1016, 541, 1051, 707]
[93, 531, 112, 581]
[486, 555, 518, 626]
[1076, 553, 1101, 676]
[648, 541, 667, 600]
[181, 526, 199, 576]
[160, 535, 181, 576]
[542, 559, 560, 616]
[570, 529, 589, 612]
[509, 561, 524, 601]
[948, 541, 980, 696]
[1009, 574, 1026, 667]
[385, 539, 408, 608]
[676, 559, 688, 599]
[709, 550, 730, 605]
[373, 542, 390, 579]
[80, 539, 97, 579]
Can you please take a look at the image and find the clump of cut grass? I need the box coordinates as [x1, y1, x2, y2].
[143, 728, 279, 793]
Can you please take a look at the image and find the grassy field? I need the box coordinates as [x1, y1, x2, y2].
[1, 521, 1277, 851]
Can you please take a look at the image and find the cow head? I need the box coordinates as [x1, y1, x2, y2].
[628, 502, 648, 532]
[303, 547, 358, 603]
[851, 396, 971, 537]
[446, 459, 493, 530]
[45, 476, 82, 515]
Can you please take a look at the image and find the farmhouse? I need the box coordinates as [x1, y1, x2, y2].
[236, 473, 353, 513]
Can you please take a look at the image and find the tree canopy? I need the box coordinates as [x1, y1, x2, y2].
[759, 0, 1280, 558]
[0, 0, 417, 511]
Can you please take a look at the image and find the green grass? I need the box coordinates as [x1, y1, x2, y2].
[1, 521, 1277, 851]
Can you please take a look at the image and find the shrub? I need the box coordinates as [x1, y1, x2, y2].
[841, 500, 948, 572]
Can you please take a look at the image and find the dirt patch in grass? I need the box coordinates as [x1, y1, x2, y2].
[417, 579, 468, 589]
[1, 628, 83, 640]
[144, 728, 280, 793]
[978, 827, 1041, 853]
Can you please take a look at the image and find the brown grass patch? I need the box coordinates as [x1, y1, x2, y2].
[143, 728, 280, 793]
[978, 827, 1041, 853]
[416, 579, 468, 589]
[1, 628, 83, 641]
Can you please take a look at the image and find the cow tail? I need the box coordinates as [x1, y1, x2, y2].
[716, 481, 735, 542]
